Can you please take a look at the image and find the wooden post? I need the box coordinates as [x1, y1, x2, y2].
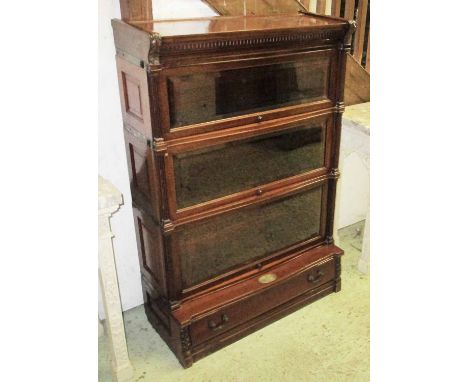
[353, 0, 369, 64]
[119, 0, 153, 21]
[344, 0, 355, 20]
[316, 0, 327, 14]
[331, 0, 341, 16]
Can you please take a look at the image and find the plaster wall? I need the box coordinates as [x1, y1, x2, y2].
[99, 0, 142, 317]
[337, 116, 370, 229]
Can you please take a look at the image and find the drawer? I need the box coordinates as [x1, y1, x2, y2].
[190, 255, 337, 346]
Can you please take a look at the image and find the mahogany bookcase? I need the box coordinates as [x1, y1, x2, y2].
[112, 0, 355, 367]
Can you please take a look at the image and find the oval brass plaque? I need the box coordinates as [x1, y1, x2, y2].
[258, 273, 277, 284]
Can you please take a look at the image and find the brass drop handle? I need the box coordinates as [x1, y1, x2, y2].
[307, 269, 324, 284]
[208, 314, 229, 331]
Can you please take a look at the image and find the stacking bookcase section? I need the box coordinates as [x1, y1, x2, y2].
[174, 181, 328, 291]
[159, 110, 335, 217]
[113, 10, 355, 368]
[163, 50, 338, 132]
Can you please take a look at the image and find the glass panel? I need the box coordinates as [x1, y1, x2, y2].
[176, 187, 323, 287]
[174, 122, 326, 208]
[150, 0, 307, 20]
[203, 0, 307, 16]
[168, 58, 329, 128]
[151, 0, 219, 20]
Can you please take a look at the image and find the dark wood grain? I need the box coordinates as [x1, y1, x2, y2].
[112, 10, 348, 368]
[189, 255, 337, 345]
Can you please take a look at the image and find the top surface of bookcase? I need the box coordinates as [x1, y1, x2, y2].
[129, 13, 345, 37]
[202, 0, 308, 16]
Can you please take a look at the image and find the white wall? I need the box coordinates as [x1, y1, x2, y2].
[99, 0, 143, 316]
[337, 120, 370, 228]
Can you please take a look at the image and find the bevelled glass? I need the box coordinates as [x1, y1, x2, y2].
[174, 122, 326, 209]
[168, 58, 330, 128]
[175, 187, 323, 287]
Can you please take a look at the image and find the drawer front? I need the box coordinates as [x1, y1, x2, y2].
[164, 50, 337, 132]
[173, 184, 326, 288]
[190, 256, 336, 346]
[173, 115, 331, 210]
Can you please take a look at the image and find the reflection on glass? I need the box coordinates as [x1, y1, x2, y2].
[150, 0, 307, 20]
[151, 0, 218, 20]
[174, 123, 325, 208]
[176, 187, 323, 287]
[168, 58, 329, 128]
[204, 0, 307, 16]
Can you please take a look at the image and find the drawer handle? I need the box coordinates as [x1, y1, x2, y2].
[208, 314, 229, 331]
[256, 115, 263, 122]
[307, 269, 324, 284]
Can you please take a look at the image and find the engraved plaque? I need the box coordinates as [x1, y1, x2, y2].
[258, 273, 278, 284]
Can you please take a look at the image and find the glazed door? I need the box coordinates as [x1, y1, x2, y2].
[160, 50, 338, 136]
[172, 115, 331, 210]
[171, 183, 327, 289]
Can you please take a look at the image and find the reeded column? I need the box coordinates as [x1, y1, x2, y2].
[98, 176, 133, 382]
